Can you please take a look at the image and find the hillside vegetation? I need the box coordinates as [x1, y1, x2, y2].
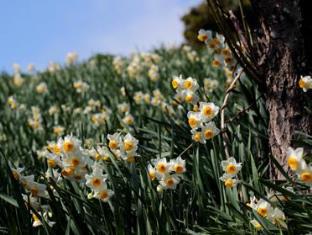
[0, 37, 311, 234]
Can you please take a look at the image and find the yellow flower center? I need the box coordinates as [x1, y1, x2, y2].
[300, 171, 312, 183]
[109, 140, 118, 149]
[32, 213, 40, 222]
[95, 153, 101, 161]
[208, 38, 221, 49]
[148, 171, 156, 180]
[103, 155, 110, 161]
[183, 80, 193, 89]
[202, 106, 213, 117]
[224, 178, 234, 188]
[197, 34, 208, 42]
[224, 56, 234, 64]
[257, 207, 268, 217]
[99, 191, 109, 200]
[171, 79, 179, 89]
[156, 163, 167, 173]
[226, 164, 237, 174]
[71, 158, 80, 167]
[253, 221, 262, 231]
[47, 159, 56, 168]
[91, 178, 102, 187]
[63, 141, 74, 152]
[188, 117, 198, 129]
[287, 156, 298, 171]
[31, 188, 39, 197]
[174, 165, 184, 174]
[204, 129, 214, 139]
[165, 177, 175, 187]
[212, 60, 221, 68]
[193, 132, 201, 142]
[62, 167, 74, 177]
[299, 79, 306, 88]
[184, 94, 193, 103]
[48, 144, 61, 155]
[222, 48, 231, 57]
[124, 140, 134, 151]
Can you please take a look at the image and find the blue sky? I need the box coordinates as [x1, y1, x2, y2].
[0, 0, 202, 72]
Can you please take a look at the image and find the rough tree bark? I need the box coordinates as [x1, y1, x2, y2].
[251, 0, 312, 178]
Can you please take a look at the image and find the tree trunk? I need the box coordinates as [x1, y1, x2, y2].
[252, 0, 312, 178]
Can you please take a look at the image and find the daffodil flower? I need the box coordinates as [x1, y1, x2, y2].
[221, 157, 242, 176]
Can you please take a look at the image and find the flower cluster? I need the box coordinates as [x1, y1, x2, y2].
[248, 196, 287, 230]
[107, 132, 139, 163]
[45, 135, 89, 181]
[147, 157, 186, 191]
[10, 164, 48, 198]
[198, 29, 236, 82]
[85, 162, 114, 202]
[10, 165, 55, 227]
[220, 157, 242, 188]
[287, 147, 312, 184]
[188, 102, 220, 144]
[172, 75, 199, 104]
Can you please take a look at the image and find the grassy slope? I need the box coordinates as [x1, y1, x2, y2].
[0, 47, 311, 234]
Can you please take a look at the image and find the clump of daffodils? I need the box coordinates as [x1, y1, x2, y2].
[107, 132, 139, 163]
[287, 147, 312, 184]
[298, 75, 312, 92]
[45, 135, 90, 181]
[248, 196, 287, 229]
[220, 157, 242, 188]
[188, 102, 220, 144]
[171, 75, 220, 143]
[172, 75, 199, 104]
[148, 156, 186, 192]
[85, 162, 114, 202]
[10, 164, 54, 227]
[10, 164, 49, 199]
[198, 29, 236, 74]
